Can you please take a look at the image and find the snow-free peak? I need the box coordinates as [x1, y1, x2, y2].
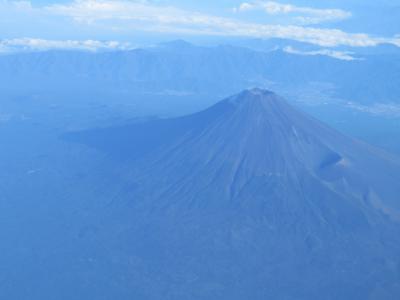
[228, 88, 281, 107]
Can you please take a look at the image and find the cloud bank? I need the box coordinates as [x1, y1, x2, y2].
[283, 46, 358, 61]
[347, 102, 400, 118]
[0, 38, 132, 53]
[1, 0, 399, 49]
[235, 1, 352, 25]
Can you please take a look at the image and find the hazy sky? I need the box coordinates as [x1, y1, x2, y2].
[1, 0, 399, 51]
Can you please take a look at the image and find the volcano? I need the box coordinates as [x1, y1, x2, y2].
[68, 89, 400, 300]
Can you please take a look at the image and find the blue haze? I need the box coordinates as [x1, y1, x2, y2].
[1, 1, 400, 299]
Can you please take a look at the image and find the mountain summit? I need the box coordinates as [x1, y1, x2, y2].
[106, 88, 400, 215]
[68, 89, 400, 300]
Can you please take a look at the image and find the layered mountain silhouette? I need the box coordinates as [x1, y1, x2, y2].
[2, 43, 400, 104]
[66, 89, 400, 300]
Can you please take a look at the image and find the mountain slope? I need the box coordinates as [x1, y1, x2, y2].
[66, 89, 400, 300]
[1, 43, 400, 104]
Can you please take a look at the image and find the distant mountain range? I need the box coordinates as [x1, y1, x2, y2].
[1, 41, 399, 105]
[66, 89, 400, 300]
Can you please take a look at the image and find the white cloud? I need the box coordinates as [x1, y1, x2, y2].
[236, 1, 351, 25]
[346, 102, 400, 117]
[1, 0, 399, 49]
[283, 46, 358, 61]
[40, 0, 399, 48]
[0, 38, 133, 53]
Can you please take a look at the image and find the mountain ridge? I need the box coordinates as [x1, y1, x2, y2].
[68, 89, 400, 216]
[2, 43, 400, 104]
[63, 89, 400, 299]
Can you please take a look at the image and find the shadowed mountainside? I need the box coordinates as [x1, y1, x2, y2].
[63, 89, 400, 300]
